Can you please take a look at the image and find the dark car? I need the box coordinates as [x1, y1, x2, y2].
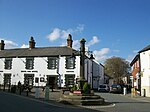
[109, 84, 123, 93]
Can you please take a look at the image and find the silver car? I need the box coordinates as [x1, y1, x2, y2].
[98, 84, 109, 92]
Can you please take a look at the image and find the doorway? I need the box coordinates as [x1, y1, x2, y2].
[3, 73, 11, 91]
[47, 75, 57, 89]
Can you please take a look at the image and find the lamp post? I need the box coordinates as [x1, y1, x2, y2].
[89, 54, 95, 89]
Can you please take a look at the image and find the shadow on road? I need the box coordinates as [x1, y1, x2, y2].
[111, 101, 150, 104]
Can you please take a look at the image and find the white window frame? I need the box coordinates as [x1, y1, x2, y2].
[47, 57, 57, 69]
[4, 58, 12, 70]
[26, 57, 34, 70]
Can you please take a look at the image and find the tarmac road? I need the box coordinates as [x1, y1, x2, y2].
[0, 91, 103, 112]
[94, 92, 150, 112]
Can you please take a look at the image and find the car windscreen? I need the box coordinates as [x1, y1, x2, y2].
[111, 84, 121, 88]
[99, 85, 106, 88]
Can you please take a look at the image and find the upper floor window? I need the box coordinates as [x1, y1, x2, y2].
[4, 58, 12, 70]
[65, 56, 75, 69]
[47, 57, 57, 69]
[26, 57, 34, 69]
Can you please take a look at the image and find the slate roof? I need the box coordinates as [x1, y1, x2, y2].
[130, 54, 140, 66]
[138, 44, 150, 53]
[0, 46, 79, 58]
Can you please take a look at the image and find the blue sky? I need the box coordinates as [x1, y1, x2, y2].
[0, 0, 150, 63]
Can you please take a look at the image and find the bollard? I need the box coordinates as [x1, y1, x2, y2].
[131, 88, 135, 97]
[45, 86, 49, 100]
[142, 89, 146, 97]
[123, 87, 127, 95]
[35, 87, 40, 98]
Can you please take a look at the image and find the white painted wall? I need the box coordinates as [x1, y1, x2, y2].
[140, 50, 150, 97]
[0, 55, 104, 89]
[58, 56, 80, 87]
[84, 58, 104, 89]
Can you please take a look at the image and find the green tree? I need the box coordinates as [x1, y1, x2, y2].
[104, 56, 130, 83]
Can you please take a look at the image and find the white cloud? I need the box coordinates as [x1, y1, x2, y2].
[87, 36, 100, 47]
[125, 50, 139, 63]
[73, 40, 80, 50]
[0, 38, 18, 49]
[93, 48, 110, 62]
[47, 24, 84, 42]
[47, 28, 61, 41]
[75, 24, 84, 33]
[21, 44, 28, 48]
[126, 55, 135, 63]
[5, 40, 18, 49]
[133, 50, 139, 53]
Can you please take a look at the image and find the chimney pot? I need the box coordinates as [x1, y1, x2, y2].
[0, 40, 5, 50]
[67, 34, 73, 48]
[29, 36, 36, 49]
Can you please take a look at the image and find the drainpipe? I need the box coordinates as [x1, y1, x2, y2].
[139, 54, 141, 96]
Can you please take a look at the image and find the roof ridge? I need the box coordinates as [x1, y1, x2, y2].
[138, 44, 150, 53]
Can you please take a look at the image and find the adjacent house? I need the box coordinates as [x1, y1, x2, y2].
[130, 45, 150, 97]
[85, 58, 104, 90]
[130, 54, 141, 95]
[0, 34, 104, 90]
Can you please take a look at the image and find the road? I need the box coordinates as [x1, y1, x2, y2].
[1, 91, 150, 112]
[94, 92, 150, 112]
[0, 92, 102, 112]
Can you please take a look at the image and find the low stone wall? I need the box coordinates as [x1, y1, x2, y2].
[59, 93, 105, 106]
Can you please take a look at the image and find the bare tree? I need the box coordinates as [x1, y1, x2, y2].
[104, 56, 130, 84]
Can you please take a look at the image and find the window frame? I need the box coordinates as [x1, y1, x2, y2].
[47, 57, 57, 69]
[4, 58, 12, 70]
[25, 57, 34, 70]
[65, 56, 75, 69]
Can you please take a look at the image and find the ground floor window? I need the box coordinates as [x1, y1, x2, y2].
[24, 74, 34, 87]
[65, 74, 75, 88]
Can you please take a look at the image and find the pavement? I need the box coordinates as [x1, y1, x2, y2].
[1, 87, 150, 108]
[30, 88, 63, 101]
[27, 88, 150, 104]
[122, 93, 150, 103]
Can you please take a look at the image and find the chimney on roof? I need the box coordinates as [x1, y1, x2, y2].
[29, 36, 36, 49]
[67, 34, 73, 48]
[0, 40, 5, 50]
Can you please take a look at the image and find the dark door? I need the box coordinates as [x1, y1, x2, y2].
[3, 74, 11, 91]
[47, 76, 57, 89]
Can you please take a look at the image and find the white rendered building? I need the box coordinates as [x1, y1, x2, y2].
[0, 35, 104, 90]
[139, 45, 150, 97]
[131, 45, 150, 97]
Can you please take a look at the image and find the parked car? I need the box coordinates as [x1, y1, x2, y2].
[98, 84, 109, 92]
[109, 84, 123, 93]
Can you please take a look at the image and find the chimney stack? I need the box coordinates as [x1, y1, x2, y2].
[67, 34, 73, 48]
[29, 37, 36, 49]
[0, 40, 5, 50]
